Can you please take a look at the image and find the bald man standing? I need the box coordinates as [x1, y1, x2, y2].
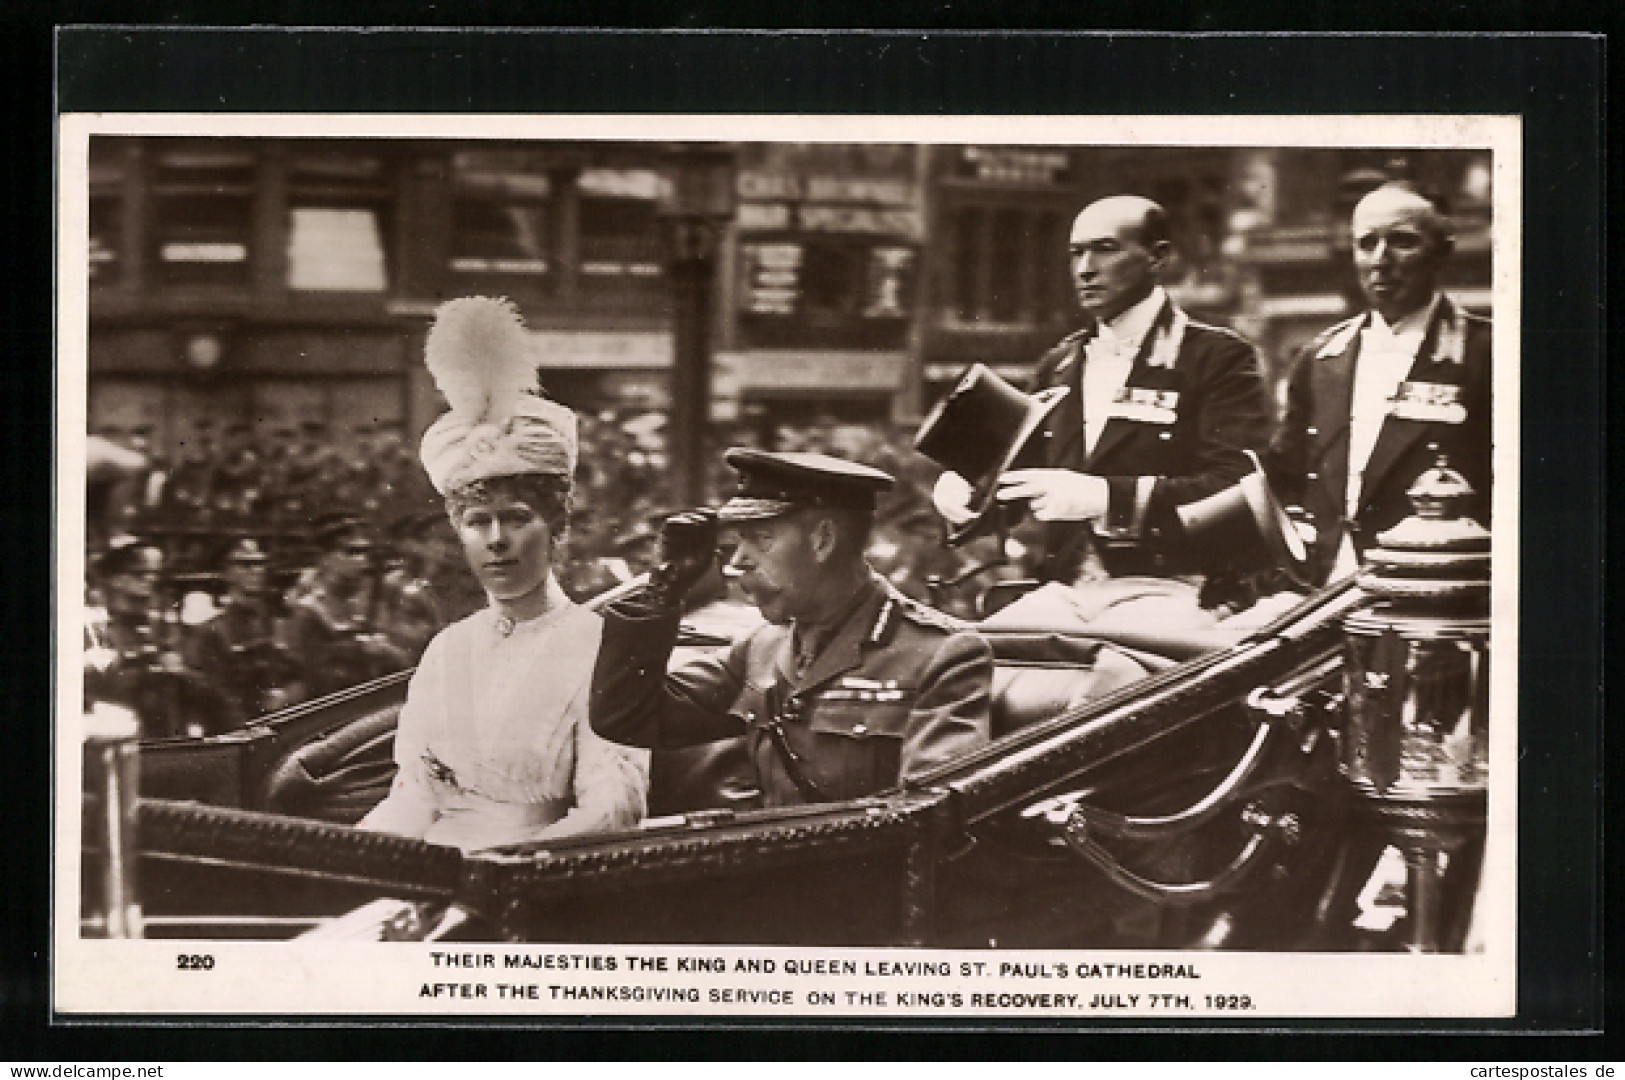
[1265, 183, 1492, 585]
[935, 195, 1273, 621]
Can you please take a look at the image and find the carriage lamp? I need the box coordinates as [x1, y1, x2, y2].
[1340, 454, 1491, 953]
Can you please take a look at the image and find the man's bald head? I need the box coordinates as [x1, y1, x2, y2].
[1068, 195, 1173, 323]
[1350, 183, 1455, 323]
[1351, 184, 1453, 245]
[1073, 195, 1173, 250]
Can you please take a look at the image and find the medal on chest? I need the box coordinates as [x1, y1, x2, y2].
[1387, 380, 1467, 424]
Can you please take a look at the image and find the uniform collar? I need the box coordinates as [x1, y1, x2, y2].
[1367, 292, 1442, 341]
[1095, 285, 1169, 353]
[792, 571, 883, 665]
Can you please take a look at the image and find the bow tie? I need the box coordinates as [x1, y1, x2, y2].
[1090, 332, 1135, 360]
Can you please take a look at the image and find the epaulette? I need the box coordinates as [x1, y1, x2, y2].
[1311, 313, 1366, 359]
[888, 592, 973, 636]
[1183, 315, 1249, 345]
[1043, 328, 1094, 377]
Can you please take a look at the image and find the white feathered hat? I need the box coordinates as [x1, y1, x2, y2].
[418, 297, 579, 495]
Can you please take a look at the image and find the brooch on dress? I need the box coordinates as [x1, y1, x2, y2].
[422, 751, 460, 790]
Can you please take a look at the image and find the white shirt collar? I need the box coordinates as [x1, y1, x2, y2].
[1095, 285, 1168, 353]
[1367, 292, 1441, 343]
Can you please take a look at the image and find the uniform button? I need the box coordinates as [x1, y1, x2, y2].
[1306, 426, 1318, 436]
[1158, 432, 1172, 441]
[1306, 471, 1318, 480]
[851, 723, 868, 736]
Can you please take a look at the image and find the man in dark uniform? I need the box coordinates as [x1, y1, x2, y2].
[591, 449, 994, 808]
[1265, 183, 1491, 585]
[933, 195, 1273, 623]
[185, 538, 297, 728]
[286, 511, 411, 700]
[212, 420, 263, 524]
[374, 511, 447, 662]
[86, 540, 223, 738]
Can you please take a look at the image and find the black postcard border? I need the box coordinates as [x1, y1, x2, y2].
[6, 25, 1608, 1058]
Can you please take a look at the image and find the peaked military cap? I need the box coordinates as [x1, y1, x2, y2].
[97, 537, 163, 578]
[220, 537, 270, 567]
[718, 448, 894, 523]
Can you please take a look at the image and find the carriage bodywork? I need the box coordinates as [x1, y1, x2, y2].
[89, 576, 1483, 952]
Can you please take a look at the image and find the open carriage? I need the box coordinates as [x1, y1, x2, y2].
[85, 530, 1490, 953]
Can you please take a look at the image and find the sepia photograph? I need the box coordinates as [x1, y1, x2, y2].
[55, 110, 1521, 1020]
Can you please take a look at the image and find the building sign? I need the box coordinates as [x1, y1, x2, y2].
[738, 241, 917, 325]
[527, 331, 673, 370]
[735, 169, 924, 241]
[733, 157, 923, 349]
[739, 243, 803, 315]
[732, 350, 906, 393]
[737, 172, 916, 207]
[958, 147, 1072, 185]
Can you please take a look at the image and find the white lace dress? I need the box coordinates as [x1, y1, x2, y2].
[358, 579, 649, 851]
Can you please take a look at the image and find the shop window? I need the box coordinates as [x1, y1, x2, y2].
[953, 207, 984, 322]
[800, 242, 864, 321]
[286, 150, 391, 292]
[448, 151, 554, 293]
[947, 204, 1071, 329]
[88, 139, 124, 286]
[150, 144, 254, 288]
[1033, 210, 1071, 328]
[89, 194, 120, 285]
[862, 246, 916, 319]
[987, 208, 1029, 323]
[577, 168, 667, 285]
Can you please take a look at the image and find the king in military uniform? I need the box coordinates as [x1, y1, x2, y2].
[590, 449, 994, 807]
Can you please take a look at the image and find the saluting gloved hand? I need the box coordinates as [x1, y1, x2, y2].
[646, 508, 719, 611]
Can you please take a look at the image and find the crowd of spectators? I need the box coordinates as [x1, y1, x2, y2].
[84, 407, 1019, 737]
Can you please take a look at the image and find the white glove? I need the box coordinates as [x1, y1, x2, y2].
[931, 470, 978, 527]
[996, 468, 1110, 522]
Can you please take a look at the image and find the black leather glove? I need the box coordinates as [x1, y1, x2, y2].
[645, 509, 719, 611]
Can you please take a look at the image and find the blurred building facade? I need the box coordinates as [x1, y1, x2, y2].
[85, 137, 1492, 458]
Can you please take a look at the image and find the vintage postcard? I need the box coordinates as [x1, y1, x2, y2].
[56, 111, 1521, 1021]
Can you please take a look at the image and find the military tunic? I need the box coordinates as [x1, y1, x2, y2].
[1027, 297, 1273, 583]
[376, 571, 445, 661]
[186, 600, 294, 726]
[286, 584, 409, 699]
[590, 572, 993, 807]
[1265, 296, 1491, 585]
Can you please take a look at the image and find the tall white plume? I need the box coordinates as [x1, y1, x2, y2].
[423, 296, 540, 424]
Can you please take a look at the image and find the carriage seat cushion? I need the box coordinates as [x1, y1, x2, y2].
[258, 701, 758, 824]
[986, 635, 1150, 739]
[261, 705, 401, 824]
[255, 635, 1143, 823]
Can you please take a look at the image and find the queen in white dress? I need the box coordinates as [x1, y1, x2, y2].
[359, 298, 648, 851]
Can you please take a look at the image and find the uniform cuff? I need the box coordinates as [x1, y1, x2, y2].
[1097, 475, 1157, 540]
